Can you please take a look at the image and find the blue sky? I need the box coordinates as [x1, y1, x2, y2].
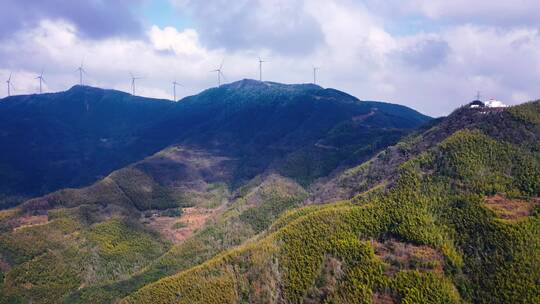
[1, 0, 540, 116]
[139, 0, 191, 29]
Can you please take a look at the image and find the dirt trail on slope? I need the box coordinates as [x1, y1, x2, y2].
[12, 215, 49, 231]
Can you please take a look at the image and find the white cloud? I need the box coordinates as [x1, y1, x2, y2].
[0, 20, 225, 99]
[409, 0, 540, 25]
[149, 26, 206, 57]
[171, 0, 324, 55]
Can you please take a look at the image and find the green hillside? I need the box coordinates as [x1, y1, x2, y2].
[66, 174, 307, 303]
[120, 101, 540, 303]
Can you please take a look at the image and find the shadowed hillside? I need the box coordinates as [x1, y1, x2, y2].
[0, 80, 430, 208]
[0, 86, 175, 208]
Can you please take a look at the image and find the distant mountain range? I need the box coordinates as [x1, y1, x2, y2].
[0, 79, 430, 209]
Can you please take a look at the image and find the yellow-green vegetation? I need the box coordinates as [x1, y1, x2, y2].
[238, 175, 308, 233]
[508, 100, 540, 125]
[0, 217, 79, 265]
[29, 166, 184, 212]
[0, 209, 17, 222]
[199, 183, 229, 208]
[122, 125, 540, 304]
[64, 174, 308, 303]
[0, 214, 169, 304]
[85, 219, 169, 281]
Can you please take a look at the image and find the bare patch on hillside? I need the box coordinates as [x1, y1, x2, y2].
[314, 142, 339, 150]
[305, 256, 344, 304]
[12, 214, 49, 231]
[373, 292, 397, 304]
[0, 255, 10, 273]
[484, 194, 539, 220]
[352, 109, 377, 122]
[0, 209, 17, 221]
[145, 206, 223, 244]
[371, 239, 444, 276]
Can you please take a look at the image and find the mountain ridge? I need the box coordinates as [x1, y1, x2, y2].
[0, 80, 430, 208]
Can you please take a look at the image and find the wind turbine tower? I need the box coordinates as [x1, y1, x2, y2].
[475, 91, 482, 101]
[211, 60, 225, 87]
[172, 80, 183, 101]
[6, 73, 12, 97]
[130, 72, 142, 95]
[76, 61, 87, 86]
[313, 67, 320, 85]
[258, 57, 267, 82]
[35, 70, 45, 94]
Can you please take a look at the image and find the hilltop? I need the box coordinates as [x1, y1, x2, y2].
[0, 86, 175, 208]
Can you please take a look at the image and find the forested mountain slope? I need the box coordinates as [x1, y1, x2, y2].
[122, 101, 540, 304]
[0, 81, 431, 303]
[0, 80, 429, 208]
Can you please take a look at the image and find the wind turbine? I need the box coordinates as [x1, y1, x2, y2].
[35, 70, 45, 94]
[172, 80, 183, 101]
[258, 57, 267, 82]
[6, 72, 13, 97]
[130, 72, 142, 95]
[76, 60, 87, 86]
[475, 91, 482, 101]
[211, 60, 225, 87]
[313, 67, 320, 85]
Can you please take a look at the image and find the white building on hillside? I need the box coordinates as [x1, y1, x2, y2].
[485, 99, 508, 108]
[469, 97, 508, 109]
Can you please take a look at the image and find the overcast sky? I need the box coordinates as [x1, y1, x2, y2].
[1, 0, 540, 116]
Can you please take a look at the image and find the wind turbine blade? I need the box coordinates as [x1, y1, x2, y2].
[8, 72, 12, 81]
[220, 71, 227, 81]
[219, 58, 224, 70]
